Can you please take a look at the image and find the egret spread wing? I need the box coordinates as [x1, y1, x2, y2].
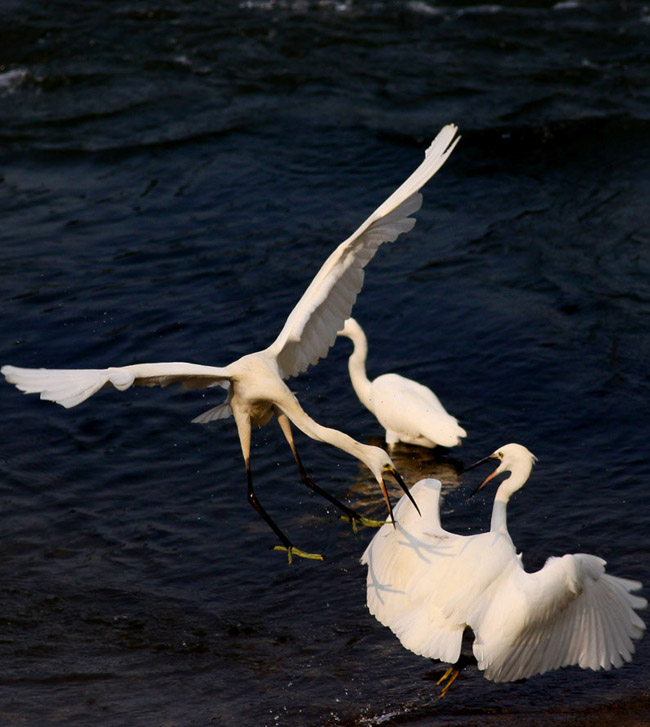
[474, 553, 647, 682]
[269, 125, 460, 380]
[2, 362, 231, 409]
[362, 479, 467, 663]
[362, 479, 443, 603]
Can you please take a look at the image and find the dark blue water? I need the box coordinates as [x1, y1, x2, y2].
[1, 1, 649, 725]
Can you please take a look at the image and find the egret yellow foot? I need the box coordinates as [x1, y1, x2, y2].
[436, 666, 460, 699]
[340, 515, 389, 533]
[273, 545, 326, 564]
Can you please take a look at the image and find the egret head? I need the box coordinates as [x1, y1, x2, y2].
[465, 443, 537, 497]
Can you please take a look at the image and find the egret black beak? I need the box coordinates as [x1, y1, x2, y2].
[379, 467, 420, 528]
[391, 467, 421, 516]
[463, 454, 499, 499]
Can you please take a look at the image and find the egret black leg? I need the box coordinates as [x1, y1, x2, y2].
[233, 406, 324, 563]
[245, 462, 291, 548]
[245, 462, 325, 564]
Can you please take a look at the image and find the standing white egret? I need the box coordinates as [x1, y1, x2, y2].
[337, 317, 466, 448]
[362, 445, 646, 696]
[2, 124, 460, 562]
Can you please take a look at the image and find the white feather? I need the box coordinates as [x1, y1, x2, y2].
[1, 362, 230, 408]
[2, 127, 460, 559]
[337, 317, 466, 448]
[361, 445, 647, 684]
[269, 125, 460, 379]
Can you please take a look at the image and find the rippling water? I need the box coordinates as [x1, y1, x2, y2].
[1, 1, 649, 725]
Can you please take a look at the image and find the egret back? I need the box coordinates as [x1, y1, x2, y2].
[371, 373, 466, 448]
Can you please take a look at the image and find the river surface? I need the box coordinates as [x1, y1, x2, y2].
[1, 1, 649, 725]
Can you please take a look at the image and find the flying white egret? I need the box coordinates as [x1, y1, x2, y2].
[362, 445, 646, 696]
[2, 124, 461, 563]
[337, 317, 466, 448]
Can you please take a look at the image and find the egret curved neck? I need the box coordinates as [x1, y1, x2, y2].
[344, 328, 373, 410]
[277, 392, 377, 475]
[490, 469, 530, 532]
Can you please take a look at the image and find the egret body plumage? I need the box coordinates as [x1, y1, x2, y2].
[337, 317, 466, 448]
[2, 125, 460, 562]
[362, 445, 646, 694]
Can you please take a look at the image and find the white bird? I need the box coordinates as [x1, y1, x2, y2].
[2, 125, 461, 563]
[337, 317, 466, 448]
[362, 445, 646, 696]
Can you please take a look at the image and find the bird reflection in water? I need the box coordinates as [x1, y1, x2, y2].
[345, 436, 463, 523]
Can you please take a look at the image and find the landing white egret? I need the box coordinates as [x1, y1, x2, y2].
[362, 445, 646, 695]
[337, 317, 466, 448]
[2, 124, 460, 562]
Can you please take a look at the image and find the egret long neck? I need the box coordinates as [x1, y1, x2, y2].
[490, 469, 531, 532]
[277, 391, 378, 475]
[345, 326, 373, 411]
[490, 494, 509, 533]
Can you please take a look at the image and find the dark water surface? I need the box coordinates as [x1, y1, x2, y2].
[1, 1, 649, 725]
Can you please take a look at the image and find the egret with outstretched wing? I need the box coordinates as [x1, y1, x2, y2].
[362, 446, 646, 695]
[3, 125, 460, 562]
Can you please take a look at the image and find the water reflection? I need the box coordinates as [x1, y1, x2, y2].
[345, 436, 464, 519]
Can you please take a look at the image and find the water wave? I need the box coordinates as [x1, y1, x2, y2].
[0, 67, 29, 96]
